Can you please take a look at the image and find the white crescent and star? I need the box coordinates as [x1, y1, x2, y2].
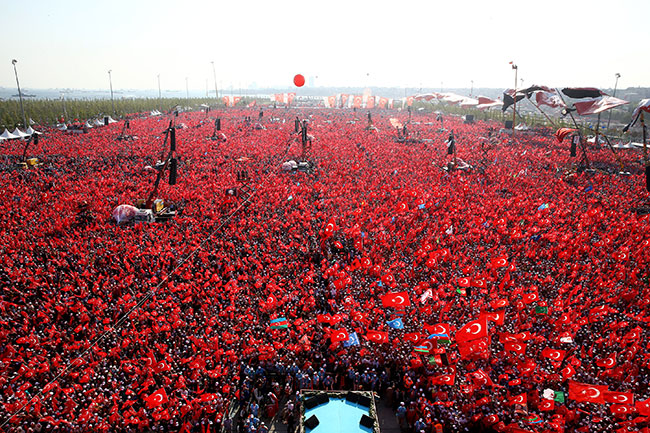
[585, 387, 601, 398]
[468, 323, 482, 335]
[434, 325, 446, 335]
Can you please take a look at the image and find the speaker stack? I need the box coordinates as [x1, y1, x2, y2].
[304, 415, 319, 429]
[360, 415, 374, 429]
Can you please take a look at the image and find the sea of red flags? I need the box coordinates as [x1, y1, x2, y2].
[0, 104, 648, 432]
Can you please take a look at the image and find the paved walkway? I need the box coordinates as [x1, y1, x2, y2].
[376, 403, 401, 433]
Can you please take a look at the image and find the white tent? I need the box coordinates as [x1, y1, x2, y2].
[25, 126, 42, 135]
[93, 119, 104, 126]
[11, 128, 29, 138]
[107, 116, 118, 124]
[84, 121, 93, 129]
[1, 128, 20, 139]
[57, 123, 67, 131]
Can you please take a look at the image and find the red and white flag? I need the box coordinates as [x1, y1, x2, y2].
[330, 329, 350, 343]
[535, 90, 566, 108]
[144, 388, 169, 409]
[574, 96, 629, 116]
[365, 330, 389, 343]
[456, 318, 488, 343]
[569, 381, 608, 404]
[541, 348, 566, 362]
[381, 291, 411, 308]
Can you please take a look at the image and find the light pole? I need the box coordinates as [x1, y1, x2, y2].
[157, 74, 161, 99]
[185, 77, 189, 100]
[211, 61, 219, 100]
[61, 92, 68, 121]
[11, 59, 27, 128]
[606, 73, 621, 129]
[470, 80, 474, 97]
[108, 69, 115, 115]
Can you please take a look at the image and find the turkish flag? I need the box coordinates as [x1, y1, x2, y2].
[468, 369, 494, 387]
[481, 311, 505, 326]
[471, 278, 487, 288]
[431, 374, 455, 386]
[508, 393, 527, 406]
[610, 404, 635, 416]
[636, 400, 650, 416]
[154, 360, 171, 374]
[541, 348, 566, 362]
[604, 391, 634, 405]
[458, 337, 489, 360]
[381, 291, 411, 308]
[490, 256, 508, 268]
[404, 333, 422, 343]
[596, 353, 616, 369]
[144, 388, 169, 409]
[561, 364, 576, 380]
[484, 414, 499, 426]
[330, 329, 349, 343]
[424, 323, 451, 337]
[504, 342, 526, 355]
[522, 293, 539, 304]
[365, 330, 389, 343]
[539, 399, 554, 411]
[456, 318, 488, 343]
[317, 314, 331, 324]
[457, 277, 471, 287]
[569, 381, 608, 404]
[491, 299, 509, 309]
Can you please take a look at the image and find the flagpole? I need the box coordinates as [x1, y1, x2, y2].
[556, 88, 590, 169]
[530, 99, 556, 128]
[594, 113, 601, 150]
[512, 64, 518, 139]
[642, 112, 649, 192]
[453, 131, 457, 168]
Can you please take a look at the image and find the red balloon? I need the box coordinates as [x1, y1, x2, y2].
[293, 74, 305, 87]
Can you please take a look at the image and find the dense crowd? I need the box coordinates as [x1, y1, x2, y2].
[1, 106, 649, 433]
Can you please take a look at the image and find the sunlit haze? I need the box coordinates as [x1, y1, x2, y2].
[1, 0, 648, 92]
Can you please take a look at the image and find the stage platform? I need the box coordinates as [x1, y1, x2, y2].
[300, 390, 379, 433]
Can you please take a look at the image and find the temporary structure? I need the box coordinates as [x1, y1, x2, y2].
[11, 128, 29, 138]
[0, 128, 20, 139]
[24, 126, 42, 135]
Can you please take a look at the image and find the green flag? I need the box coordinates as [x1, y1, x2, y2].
[535, 306, 548, 314]
[554, 391, 564, 403]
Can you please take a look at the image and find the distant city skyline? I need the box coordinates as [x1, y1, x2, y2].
[1, 0, 648, 92]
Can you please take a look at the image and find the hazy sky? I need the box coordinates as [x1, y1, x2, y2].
[1, 0, 648, 92]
